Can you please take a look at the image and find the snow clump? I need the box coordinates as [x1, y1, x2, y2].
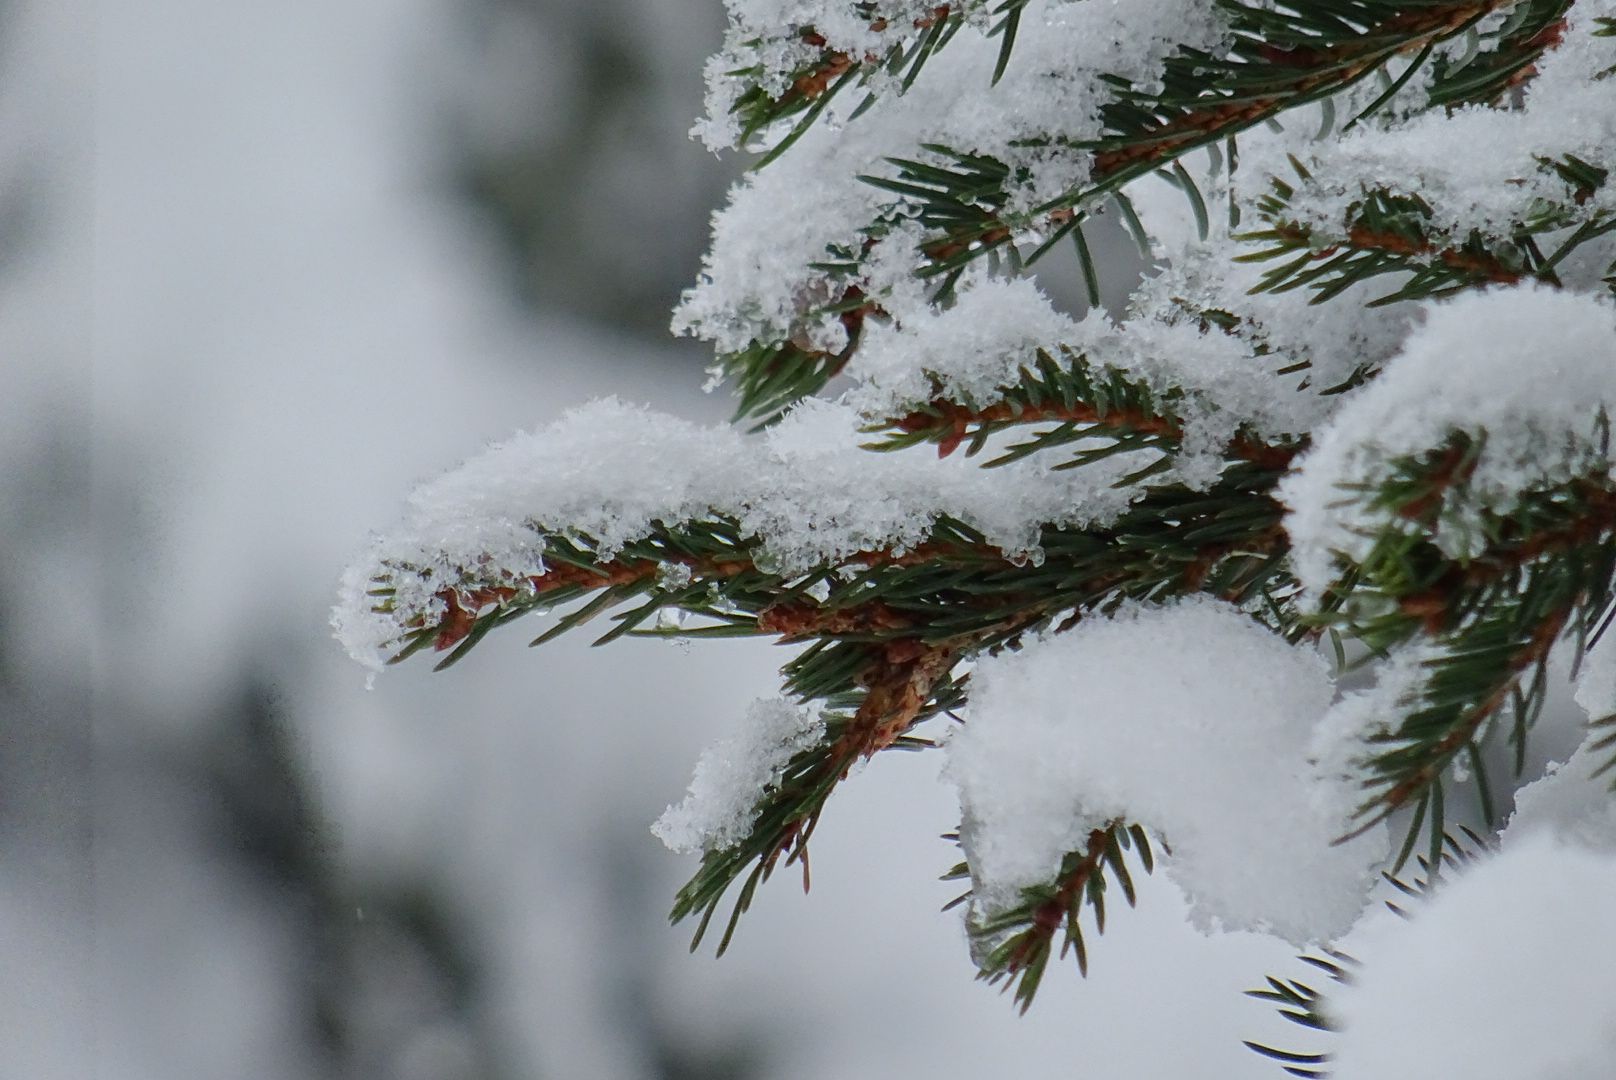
[1330, 835, 1616, 1080]
[1237, 0, 1616, 265]
[653, 697, 827, 854]
[677, 0, 1231, 354]
[1282, 285, 1616, 598]
[946, 596, 1386, 944]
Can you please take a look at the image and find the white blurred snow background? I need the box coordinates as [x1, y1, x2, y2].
[7, 0, 1588, 1077]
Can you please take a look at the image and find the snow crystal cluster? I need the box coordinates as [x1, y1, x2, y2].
[653, 697, 826, 854]
[1281, 285, 1616, 597]
[946, 597, 1387, 944]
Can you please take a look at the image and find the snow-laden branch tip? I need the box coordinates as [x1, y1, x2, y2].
[844, 270, 1412, 487]
[946, 596, 1387, 945]
[1281, 285, 1616, 598]
[332, 396, 1154, 668]
[1237, 0, 1616, 268]
[653, 696, 828, 855]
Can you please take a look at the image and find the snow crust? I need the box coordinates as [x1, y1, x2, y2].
[1331, 836, 1616, 1080]
[945, 597, 1386, 944]
[1282, 285, 1616, 597]
[653, 697, 827, 854]
[334, 396, 1152, 668]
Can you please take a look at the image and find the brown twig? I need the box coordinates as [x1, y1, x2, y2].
[998, 829, 1110, 983]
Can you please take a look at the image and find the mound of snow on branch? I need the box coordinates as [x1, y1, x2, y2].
[1282, 285, 1616, 597]
[946, 596, 1386, 944]
[653, 697, 826, 854]
[1331, 835, 1616, 1080]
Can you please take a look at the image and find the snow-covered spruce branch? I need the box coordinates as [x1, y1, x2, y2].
[696, 1, 1005, 159]
[857, 0, 1568, 290]
[338, 397, 1298, 679]
[1290, 287, 1616, 865]
[845, 276, 1337, 477]
[341, 0, 1616, 1049]
[1235, 163, 1613, 307]
[1232, 11, 1616, 307]
[660, 678, 964, 956]
[344, 457, 1296, 674]
[336, 400, 1310, 953]
[338, 278, 1616, 996]
[337, 287, 1616, 997]
[680, 0, 1569, 425]
[1213, 3, 1616, 323]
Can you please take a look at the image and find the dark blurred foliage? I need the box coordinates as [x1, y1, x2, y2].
[185, 678, 510, 1080]
[0, 422, 93, 990]
[0, 2, 782, 1074]
[444, 0, 1152, 338]
[43, 1, 773, 1070]
[600, 832, 771, 1080]
[154, 668, 774, 1079]
[451, 0, 742, 338]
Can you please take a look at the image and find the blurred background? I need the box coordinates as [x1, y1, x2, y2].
[0, 2, 1308, 1077]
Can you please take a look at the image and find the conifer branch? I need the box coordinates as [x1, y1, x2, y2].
[968, 823, 1155, 1010]
[718, 290, 881, 428]
[369, 458, 1300, 676]
[1312, 438, 1616, 859]
[670, 646, 968, 955]
[866, 0, 1555, 286]
[860, 344, 1185, 461]
[711, 0, 1576, 421]
[862, 343, 1306, 470]
[365, 460, 1302, 956]
[723, 3, 975, 158]
[1235, 155, 1614, 306]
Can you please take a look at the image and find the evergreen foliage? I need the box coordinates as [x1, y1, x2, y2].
[340, 0, 1616, 1068]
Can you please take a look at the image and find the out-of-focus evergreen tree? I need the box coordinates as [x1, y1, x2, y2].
[451, 0, 741, 336]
